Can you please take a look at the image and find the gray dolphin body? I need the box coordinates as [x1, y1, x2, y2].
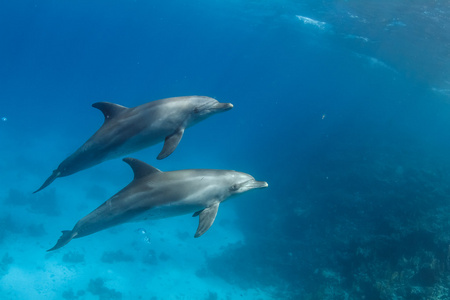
[34, 96, 233, 193]
[48, 158, 268, 251]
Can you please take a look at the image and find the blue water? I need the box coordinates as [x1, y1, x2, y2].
[2, 1, 450, 299]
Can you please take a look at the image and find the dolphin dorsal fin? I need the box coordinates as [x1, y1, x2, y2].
[92, 102, 128, 121]
[123, 157, 161, 180]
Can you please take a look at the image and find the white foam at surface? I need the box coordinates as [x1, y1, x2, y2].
[296, 15, 328, 30]
[353, 52, 398, 73]
[345, 34, 369, 42]
[431, 87, 450, 97]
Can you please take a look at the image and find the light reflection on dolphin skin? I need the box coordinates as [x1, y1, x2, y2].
[34, 96, 233, 193]
[47, 158, 268, 251]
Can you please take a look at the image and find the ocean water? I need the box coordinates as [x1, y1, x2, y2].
[1, 1, 450, 299]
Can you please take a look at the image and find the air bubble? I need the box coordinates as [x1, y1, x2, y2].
[136, 227, 151, 245]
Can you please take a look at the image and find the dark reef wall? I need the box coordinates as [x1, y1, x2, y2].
[202, 101, 450, 299]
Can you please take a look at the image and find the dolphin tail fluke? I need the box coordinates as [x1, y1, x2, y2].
[33, 170, 61, 193]
[47, 230, 74, 251]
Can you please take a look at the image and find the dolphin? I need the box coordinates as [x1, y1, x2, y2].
[34, 96, 233, 193]
[47, 158, 268, 251]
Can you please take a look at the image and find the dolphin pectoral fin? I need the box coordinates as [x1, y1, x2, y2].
[33, 170, 61, 194]
[47, 230, 74, 251]
[157, 129, 185, 160]
[192, 209, 204, 217]
[194, 203, 219, 238]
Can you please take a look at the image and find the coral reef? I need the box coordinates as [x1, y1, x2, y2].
[4, 189, 30, 206]
[62, 251, 85, 264]
[27, 223, 46, 237]
[4, 188, 60, 216]
[0, 253, 13, 278]
[203, 139, 450, 299]
[62, 289, 86, 300]
[0, 214, 21, 245]
[101, 250, 134, 264]
[205, 291, 218, 300]
[87, 277, 122, 300]
[159, 252, 170, 262]
[142, 249, 158, 265]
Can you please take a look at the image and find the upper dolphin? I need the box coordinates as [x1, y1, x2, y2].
[34, 96, 233, 193]
[48, 157, 268, 251]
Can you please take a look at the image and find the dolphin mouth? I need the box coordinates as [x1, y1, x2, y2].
[253, 180, 269, 189]
[213, 102, 233, 112]
[243, 180, 268, 190]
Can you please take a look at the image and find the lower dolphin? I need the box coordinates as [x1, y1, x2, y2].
[48, 158, 268, 251]
[34, 96, 233, 193]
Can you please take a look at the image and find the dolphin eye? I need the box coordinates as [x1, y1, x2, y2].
[194, 107, 200, 113]
[230, 184, 239, 191]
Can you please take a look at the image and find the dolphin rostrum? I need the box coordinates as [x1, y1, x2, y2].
[34, 96, 233, 193]
[47, 158, 268, 251]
